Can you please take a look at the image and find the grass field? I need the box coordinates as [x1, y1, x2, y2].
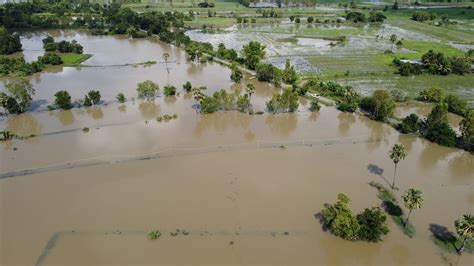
[60, 54, 93, 67]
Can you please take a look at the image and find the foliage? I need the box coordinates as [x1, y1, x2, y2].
[390, 89, 407, 102]
[402, 188, 424, 226]
[182, 81, 192, 93]
[460, 111, 474, 144]
[454, 214, 474, 253]
[148, 230, 161, 240]
[52, 90, 72, 110]
[163, 85, 177, 96]
[309, 100, 321, 112]
[445, 94, 469, 117]
[321, 193, 360, 241]
[37, 53, 63, 65]
[411, 11, 436, 22]
[0, 56, 43, 76]
[337, 101, 358, 113]
[230, 63, 243, 83]
[266, 88, 299, 113]
[389, 144, 406, 165]
[426, 121, 457, 147]
[116, 93, 126, 103]
[356, 207, 390, 242]
[137, 80, 159, 100]
[84, 90, 101, 106]
[0, 26, 22, 55]
[241, 41, 266, 70]
[368, 12, 386, 23]
[200, 95, 219, 114]
[397, 114, 421, 134]
[43, 37, 83, 54]
[360, 90, 395, 122]
[282, 59, 298, 84]
[418, 87, 445, 103]
[256, 63, 277, 82]
[346, 12, 366, 23]
[0, 79, 35, 114]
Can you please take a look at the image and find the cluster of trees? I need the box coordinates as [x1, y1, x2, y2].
[255, 59, 298, 86]
[241, 41, 266, 70]
[1, 53, 64, 76]
[395, 50, 472, 76]
[304, 79, 360, 113]
[345, 12, 386, 23]
[197, 85, 255, 114]
[42, 36, 83, 54]
[266, 88, 299, 113]
[360, 90, 395, 122]
[217, 43, 238, 62]
[321, 193, 389, 242]
[0, 26, 22, 55]
[411, 11, 437, 22]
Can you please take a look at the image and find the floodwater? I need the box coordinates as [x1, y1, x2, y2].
[1, 30, 473, 265]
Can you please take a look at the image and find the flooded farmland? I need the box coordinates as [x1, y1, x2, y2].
[1, 30, 473, 266]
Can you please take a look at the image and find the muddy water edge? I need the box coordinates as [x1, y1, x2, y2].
[0, 30, 473, 265]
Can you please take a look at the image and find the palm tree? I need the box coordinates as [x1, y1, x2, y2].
[162, 52, 170, 73]
[455, 214, 473, 254]
[389, 143, 406, 189]
[402, 188, 423, 227]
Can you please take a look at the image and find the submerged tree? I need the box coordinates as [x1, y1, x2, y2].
[454, 214, 473, 254]
[137, 80, 159, 100]
[0, 79, 35, 114]
[402, 188, 424, 227]
[389, 143, 406, 189]
[163, 52, 170, 73]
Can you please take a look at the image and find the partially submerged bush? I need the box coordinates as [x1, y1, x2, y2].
[163, 85, 177, 96]
[183, 81, 192, 93]
[266, 88, 299, 113]
[51, 90, 72, 110]
[397, 114, 421, 134]
[137, 80, 159, 100]
[418, 87, 445, 103]
[116, 93, 126, 103]
[148, 230, 161, 240]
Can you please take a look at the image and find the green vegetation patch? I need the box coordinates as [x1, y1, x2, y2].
[60, 53, 92, 67]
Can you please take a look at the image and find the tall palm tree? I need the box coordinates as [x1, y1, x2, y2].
[162, 52, 170, 73]
[455, 214, 473, 254]
[402, 188, 423, 227]
[389, 143, 406, 189]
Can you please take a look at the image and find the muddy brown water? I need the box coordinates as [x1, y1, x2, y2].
[1, 30, 473, 265]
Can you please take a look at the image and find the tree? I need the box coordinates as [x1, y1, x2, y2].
[356, 207, 389, 242]
[137, 80, 159, 100]
[84, 90, 101, 106]
[53, 90, 72, 110]
[183, 81, 192, 93]
[307, 16, 314, 23]
[321, 193, 360, 240]
[389, 144, 406, 189]
[445, 94, 468, 117]
[454, 214, 473, 254]
[0, 79, 35, 114]
[390, 34, 397, 52]
[163, 52, 170, 73]
[460, 111, 474, 144]
[374, 90, 395, 121]
[397, 113, 421, 134]
[116, 93, 126, 103]
[266, 88, 299, 113]
[282, 59, 298, 84]
[0, 26, 22, 55]
[418, 87, 446, 103]
[424, 103, 457, 147]
[402, 188, 424, 227]
[241, 41, 266, 70]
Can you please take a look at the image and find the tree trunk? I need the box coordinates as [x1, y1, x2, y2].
[458, 237, 467, 254]
[391, 163, 398, 189]
[404, 209, 412, 227]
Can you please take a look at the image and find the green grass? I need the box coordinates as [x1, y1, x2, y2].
[384, 7, 474, 20]
[60, 53, 92, 66]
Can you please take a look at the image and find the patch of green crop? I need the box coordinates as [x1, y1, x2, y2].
[388, 19, 474, 43]
[60, 53, 92, 66]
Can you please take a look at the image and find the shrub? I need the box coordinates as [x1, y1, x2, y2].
[137, 80, 159, 100]
[116, 93, 126, 103]
[361, 90, 395, 121]
[368, 12, 386, 22]
[53, 90, 72, 110]
[397, 114, 421, 134]
[309, 100, 321, 112]
[0, 26, 22, 55]
[390, 89, 407, 102]
[418, 87, 445, 103]
[0, 79, 35, 114]
[282, 59, 298, 84]
[148, 230, 161, 240]
[346, 12, 366, 23]
[200, 96, 219, 113]
[256, 63, 276, 82]
[183, 81, 192, 93]
[460, 111, 474, 144]
[86, 90, 101, 105]
[163, 85, 177, 96]
[230, 64, 243, 83]
[337, 101, 357, 113]
[307, 16, 314, 23]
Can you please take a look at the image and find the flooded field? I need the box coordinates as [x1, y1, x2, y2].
[1, 30, 473, 265]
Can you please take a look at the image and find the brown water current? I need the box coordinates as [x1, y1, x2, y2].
[1, 30, 473, 266]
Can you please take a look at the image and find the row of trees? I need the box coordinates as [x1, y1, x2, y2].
[1, 53, 64, 76]
[42, 36, 84, 54]
[345, 11, 386, 23]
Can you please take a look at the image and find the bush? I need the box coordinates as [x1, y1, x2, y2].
[200, 96, 219, 113]
[460, 111, 473, 144]
[0, 79, 35, 114]
[346, 12, 366, 23]
[183, 81, 192, 93]
[307, 16, 314, 23]
[368, 12, 386, 22]
[309, 100, 321, 112]
[397, 114, 421, 134]
[266, 88, 299, 113]
[361, 90, 395, 121]
[137, 80, 159, 100]
[337, 101, 357, 112]
[37, 53, 63, 65]
[256, 63, 276, 82]
[116, 93, 126, 103]
[390, 89, 407, 102]
[84, 90, 101, 106]
[418, 87, 445, 103]
[0, 26, 22, 55]
[230, 64, 243, 83]
[53, 90, 72, 110]
[163, 85, 177, 96]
